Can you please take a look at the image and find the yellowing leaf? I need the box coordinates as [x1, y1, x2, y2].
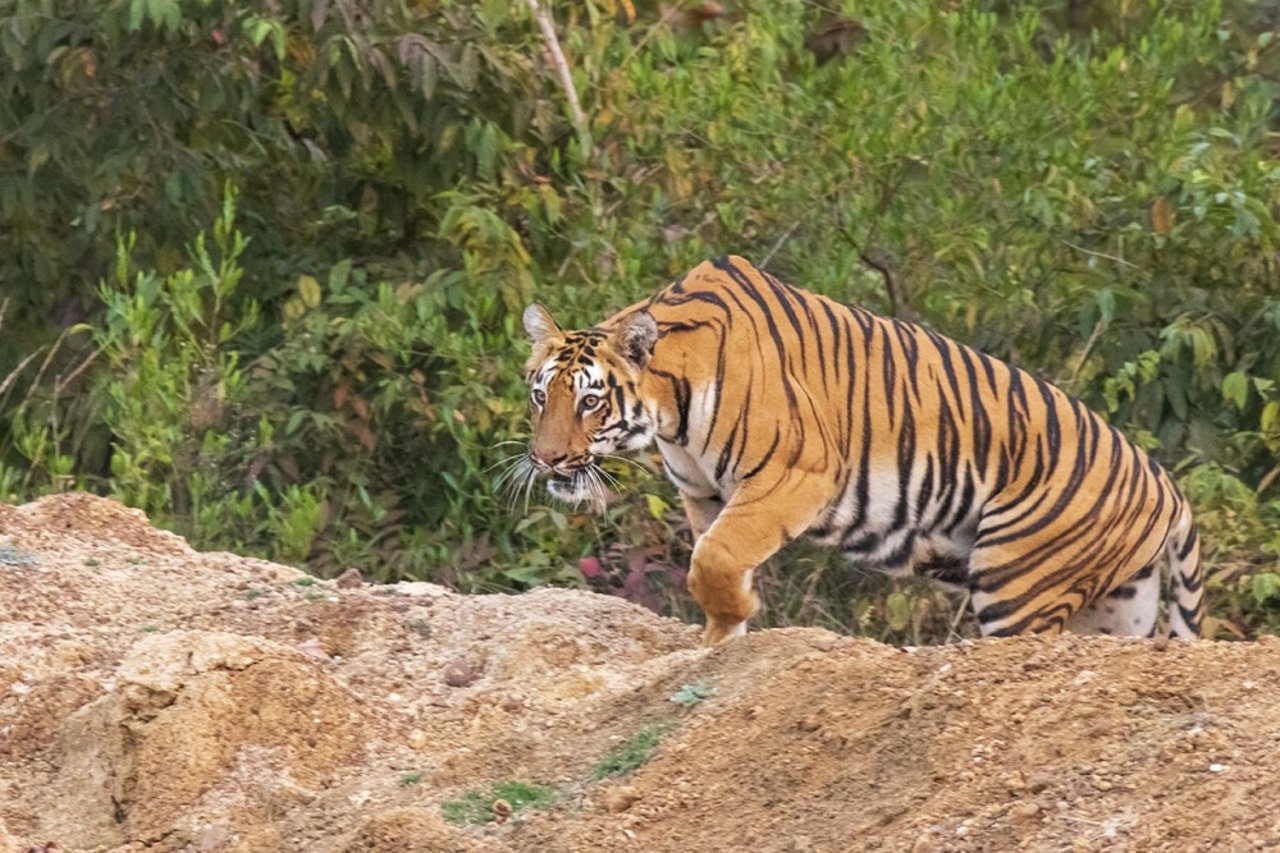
[646, 494, 670, 520]
[282, 297, 306, 322]
[297, 274, 322, 308]
[1261, 400, 1280, 434]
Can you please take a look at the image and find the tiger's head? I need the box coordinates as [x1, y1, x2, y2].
[519, 303, 659, 507]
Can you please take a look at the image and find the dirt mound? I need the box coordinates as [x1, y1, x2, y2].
[2, 493, 1278, 852]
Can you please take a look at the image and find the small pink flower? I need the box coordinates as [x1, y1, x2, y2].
[578, 556, 603, 579]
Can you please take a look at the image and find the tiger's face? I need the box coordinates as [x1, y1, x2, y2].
[520, 304, 659, 507]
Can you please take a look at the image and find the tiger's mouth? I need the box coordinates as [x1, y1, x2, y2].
[543, 462, 608, 510]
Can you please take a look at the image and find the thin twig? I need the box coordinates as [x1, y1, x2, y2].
[0, 348, 46, 401]
[53, 347, 101, 398]
[1065, 319, 1106, 389]
[760, 221, 801, 267]
[1256, 462, 1280, 496]
[19, 331, 70, 410]
[524, 0, 592, 162]
[1061, 239, 1139, 270]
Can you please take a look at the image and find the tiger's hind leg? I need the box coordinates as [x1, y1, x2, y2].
[965, 544, 1074, 637]
[1065, 563, 1161, 638]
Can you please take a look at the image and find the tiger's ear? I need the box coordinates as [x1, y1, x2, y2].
[613, 310, 658, 367]
[523, 303, 562, 344]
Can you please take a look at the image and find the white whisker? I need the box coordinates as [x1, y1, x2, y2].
[499, 457, 537, 511]
[588, 467, 609, 512]
[522, 466, 538, 514]
[486, 451, 528, 474]
[598, 453, 650, 475]
[492, 454, 528, 490]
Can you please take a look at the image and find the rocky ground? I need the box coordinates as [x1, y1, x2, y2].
[1, 493, 1278, 852]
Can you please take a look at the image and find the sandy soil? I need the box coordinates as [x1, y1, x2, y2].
[1, 493, 1278, 852]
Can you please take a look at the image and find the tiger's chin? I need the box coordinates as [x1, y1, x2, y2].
[545, 469, 608, 512]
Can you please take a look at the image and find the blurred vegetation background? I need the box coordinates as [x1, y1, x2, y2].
[3, 0, 1280, 641]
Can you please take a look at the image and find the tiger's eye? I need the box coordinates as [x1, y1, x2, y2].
[581, 394, 600, 411]
[532, 389, 546, 407]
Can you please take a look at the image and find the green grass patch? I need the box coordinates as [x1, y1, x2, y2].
[440, 781, 555, 825]
[669, 680, 714, 708]
[291, 577, 318, 587]
[593, 722, 670, 780]
[399, 771, 423, 788]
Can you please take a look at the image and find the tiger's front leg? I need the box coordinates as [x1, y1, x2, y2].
[680, 492, 724, 542]
[687, 474, 833, 645]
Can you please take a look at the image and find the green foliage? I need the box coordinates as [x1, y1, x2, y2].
[439, 781, 555, 825]
[3, 0, 1280, 638]
[593, 722, 670, 780]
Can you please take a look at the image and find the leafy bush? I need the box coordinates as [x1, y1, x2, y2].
[3, 0, 1280, 638]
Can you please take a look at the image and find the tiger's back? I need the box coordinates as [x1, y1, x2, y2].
[523, 255, 1205, 644]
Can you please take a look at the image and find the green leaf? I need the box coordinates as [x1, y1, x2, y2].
[645, 494, 670, 520]
[1095, 289, 1115, 324]
[1250, 573, 1280, 606]
[1164, 375, 1189, 421]
[128, 0, 147, 31]
[270, 24, 287, 62]
[148, 0, 181, 33]
[1222, 371, 1249, 410]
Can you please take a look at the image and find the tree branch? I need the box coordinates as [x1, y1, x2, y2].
[524, 0, 592, 163]
[859, 250, 902, 317]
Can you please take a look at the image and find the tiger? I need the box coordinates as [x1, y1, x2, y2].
[518, 255, 1206, 645]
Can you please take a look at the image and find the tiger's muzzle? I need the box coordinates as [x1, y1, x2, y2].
[530, 451, 606, 507]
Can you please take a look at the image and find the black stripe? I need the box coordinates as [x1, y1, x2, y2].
[742, 430, 781, 480]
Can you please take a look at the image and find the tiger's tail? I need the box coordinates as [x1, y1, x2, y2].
[1166, 508, 1206, 639]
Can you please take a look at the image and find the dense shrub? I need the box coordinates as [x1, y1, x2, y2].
[3, 0, 1280, 638]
